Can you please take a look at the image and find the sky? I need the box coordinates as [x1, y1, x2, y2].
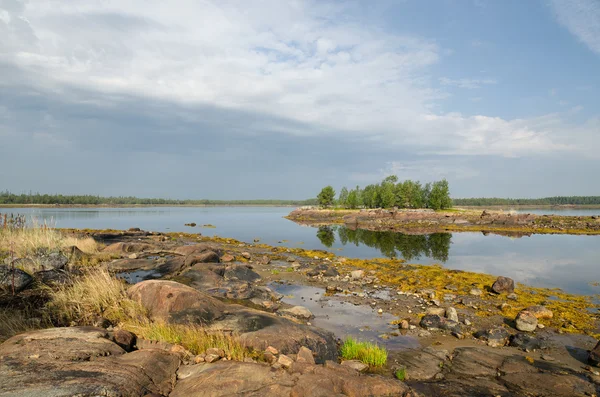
[1, 0, 599, 200]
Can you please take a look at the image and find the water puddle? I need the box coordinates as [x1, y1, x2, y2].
[117, 269, 162, 284]
[270, 282, 419, 350]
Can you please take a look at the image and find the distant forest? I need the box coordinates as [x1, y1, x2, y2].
[453, 196, 600, 206]
[0, 191, 317, 206]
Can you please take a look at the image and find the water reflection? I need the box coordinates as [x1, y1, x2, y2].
[316, 226, 451, 262]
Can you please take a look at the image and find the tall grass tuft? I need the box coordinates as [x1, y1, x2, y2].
[0, 307, 51, 342]
[340, 337, 388, 367]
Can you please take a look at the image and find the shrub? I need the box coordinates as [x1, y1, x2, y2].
[340, 337, 387, 367]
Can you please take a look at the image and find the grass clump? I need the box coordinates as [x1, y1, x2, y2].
[394, 366, 406, 381]
[340, 337, 387, 367]
[0, 308, 51, 342]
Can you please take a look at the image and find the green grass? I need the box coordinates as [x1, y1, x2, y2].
[271, 269, 280, 275]
[340, 337, 388, 367]
[394, 367, 406, 381]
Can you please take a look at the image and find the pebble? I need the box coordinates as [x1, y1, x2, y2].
[378, 309, 383, 314]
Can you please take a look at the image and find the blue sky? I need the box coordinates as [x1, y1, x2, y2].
[0, 0, 599, 199]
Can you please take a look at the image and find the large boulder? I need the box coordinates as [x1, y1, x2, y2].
[0, 327, 180, 397]
[0, 265, 33, 293]
[172, 361, 409, 397]
[129, 280, 337, 363]
[491, 276, 515, 294]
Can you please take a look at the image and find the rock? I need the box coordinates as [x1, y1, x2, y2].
[206, 348, 225, 358]
[589, 341, 600, 367]
[475, 327, 510, 347]
[223, 265, 261, 283]
[35, 250, 69, 270]
[449, 347, 505, 377]
[266, 346, 279, 355]
[351, 270, 364, 279]
[241, 252, 251, 259]
[281, 305, 313, 320]
[469, 288, 482, 296]
[0, 327, 180, 396]
[491, 276, 515, 294]
[427, 307, 446, 316]
[112, 329, 136, 352]
[507, 293, 518, 300]
[109, 258, 156, 271]
[0, 265, 33, 293]
[400, 320, 410, 330]
[185, 251, 220, 266]
[509, 333, 547, 351]
[277, 354, 294, 368]
[526, 305, 553, 319]
[341, 360, 368, 372]
[221, 254, 235, 262]
[205, 354, 221, 363]
[35, 269, 70, 286]
[446, 307, 459, 323]
[259, 255, 271, 265]
[501, 372, 597, 397]
[464, 319, 472, 326]
[515, 310, 538, 332]
[394, 349, 443, 380]
[420, 314, 461, 333]
[296, 346, 315, 365]
[104, 242, 154, 254]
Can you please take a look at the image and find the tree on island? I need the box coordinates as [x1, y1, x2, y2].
[317, 186, 336, 207]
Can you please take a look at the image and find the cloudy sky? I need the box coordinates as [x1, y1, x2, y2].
[1, 0, 599, 199]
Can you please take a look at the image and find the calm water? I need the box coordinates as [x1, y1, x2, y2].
[4, 206, 600, 296]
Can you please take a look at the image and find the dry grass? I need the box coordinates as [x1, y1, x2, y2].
[0, 226, 100, 258]
[47, 267, 253, 359]
[0, 308, 50, 342]
[48, 267, 147, 325]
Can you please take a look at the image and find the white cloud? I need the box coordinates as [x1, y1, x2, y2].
[550, 0, 600, 55]
[0, 0, 594, 160]
[439, 77, 497, 89]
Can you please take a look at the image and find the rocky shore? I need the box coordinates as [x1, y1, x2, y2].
[286, 207, 600, 235]
[1, 228, 599, 396]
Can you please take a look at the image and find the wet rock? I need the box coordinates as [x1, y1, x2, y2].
[351, 270, 364, 279]
[515, 310, 538, 332]
[491, 276, 515, 294]
[475, 327, 510, 347]
[341, 360, 368, 372]
[296, 346, 315, 365]
[526, 305, 553, 319]
[509, 333, 547, 351]
[449, 347, 505, 377]
[589, 341, 600, 367]
[223, 265, 261, 283]
[281, 305, 313, 320]
[0, 265, 33, 293]
[446, 307, 459, 323]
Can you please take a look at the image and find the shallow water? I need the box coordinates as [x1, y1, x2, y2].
[4, 206, 600, 296]
[270, 282, 420, 349]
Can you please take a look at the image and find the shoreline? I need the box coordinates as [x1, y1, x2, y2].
[286, 208, 600, 236]
[0, 203, 300, 209]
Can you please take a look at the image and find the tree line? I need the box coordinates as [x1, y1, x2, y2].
[0, 191, 317, 206]
[453, 196, 600, 206]
[317, 177, 452, 210]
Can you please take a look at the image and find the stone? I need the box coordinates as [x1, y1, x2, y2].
[464, 319, 472, 326]
[394, 349, 443, 381]
[281, 305, 313, 320]
[194, 355, 205, 363]
[104, 242, 154, 254]
[475, 327, 510, 347]
[426, 307, 446, 316]
[223, 265, 261, 283]
[205, 354, 221, 363]
[241, 252, 251, 259]
[341, 360, 368, 372]
[296, 346, 315, 365]
[184, 251, 220, 267]
[35, 269, 70, 286]
[446, 307, 459, 323]
[112, 329, 136, 352]
[265, 346, 279, 355]
[263, 352, 277, 364]
[351, 270, 364, 279]
[400, 320, 410, 330]
[259, 255, 271, 265]
[515, 310, 538, 332]
[509, 333, 547, 351]
[526, 305, 553, 319]
[277, 354, 294, 368]
[469, 288, 483, 296]
[206, 347, 225, 358]
[507, 293, 518, 300]
[589, 341, 600, 367]
[0, 265, 33, 293]
[491, 276, 515, 294]
[221, 254, 235, 262]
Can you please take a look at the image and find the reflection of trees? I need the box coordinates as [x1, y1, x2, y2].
[335, 227, 451, 262]
[316, 226, 336, 248]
